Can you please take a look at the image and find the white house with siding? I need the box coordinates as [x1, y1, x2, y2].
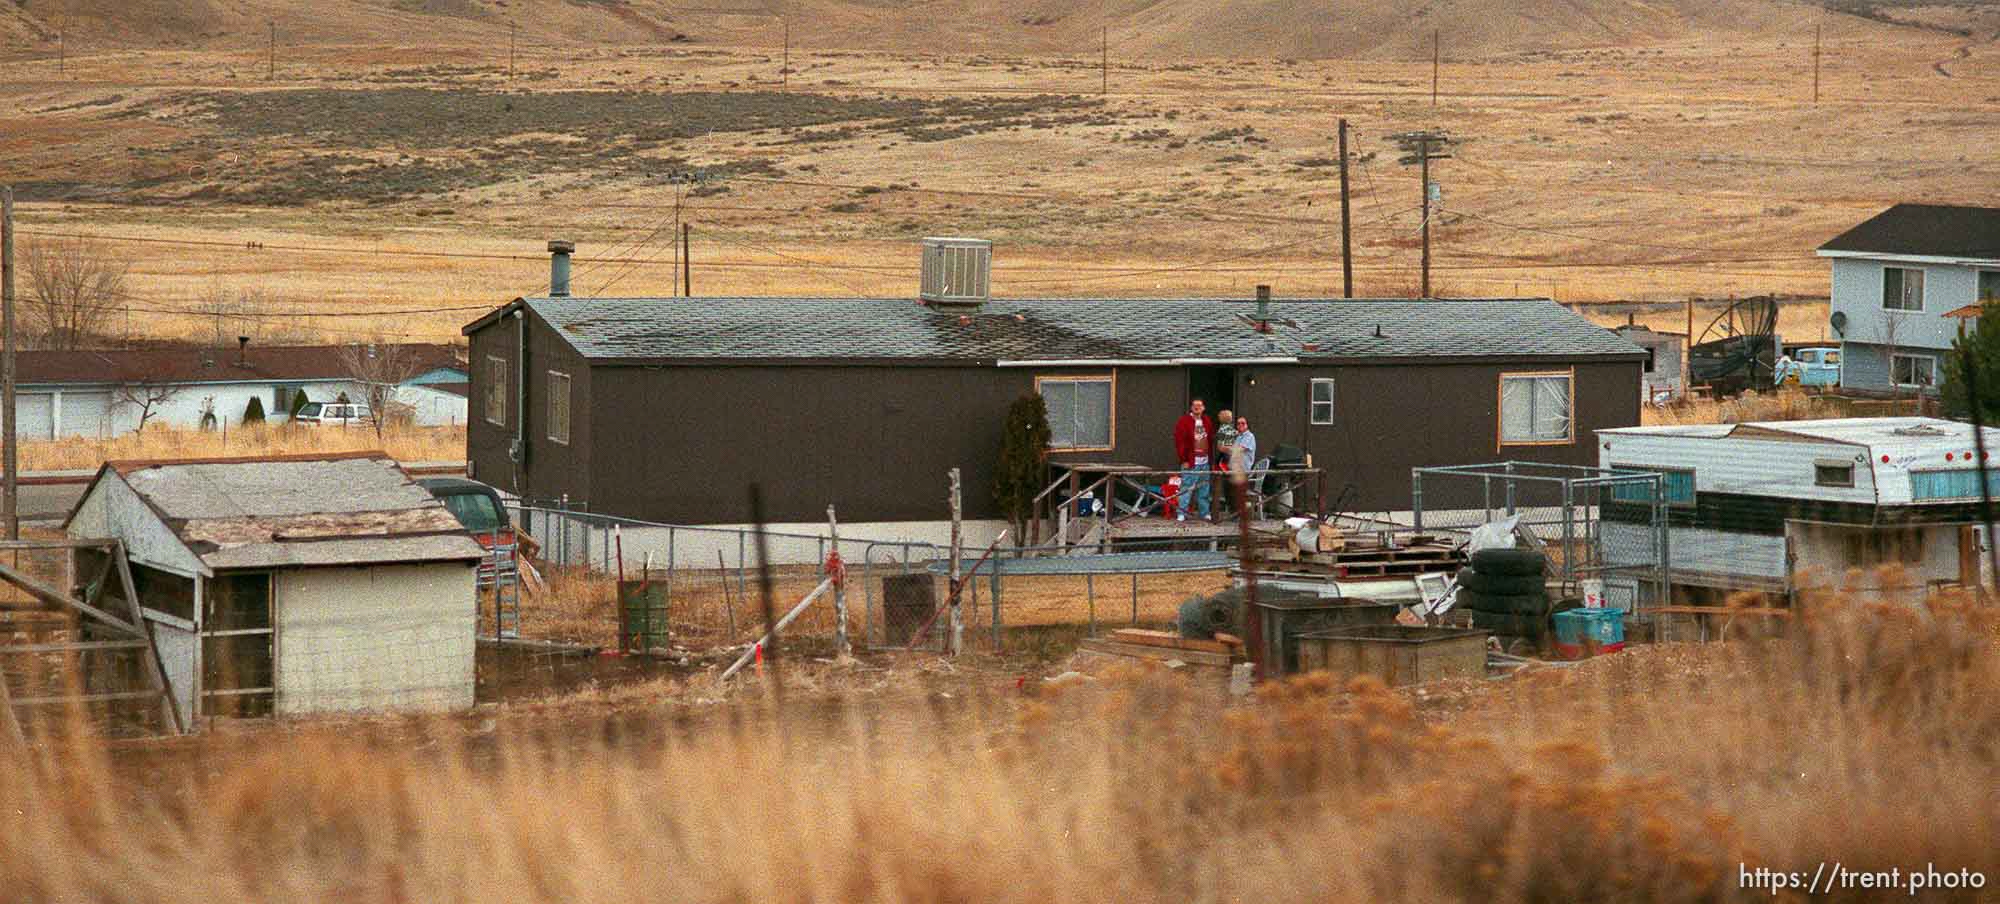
[62, 453, 486, 721]
[1818, 203, 2000, 394]
[1, 344, 468, 440]
[1596, 417, 2000, 605]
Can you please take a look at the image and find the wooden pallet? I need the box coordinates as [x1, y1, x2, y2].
[1077, 637, 1234, 668]
[1108, 628, 1238, 656]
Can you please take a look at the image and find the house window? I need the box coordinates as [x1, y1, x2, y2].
[1891, 354, 1936, 388]
[1980, 271, 2000, 304]
[1883, 266, 1925, 311]
[1036, 375, 1114, 450]
[272, 385, 302, 415]
[484, 355, 507, 425]
[1642, 347, 1656, 374]
[1499, 371, 1573, 445]
[547, 371, 571, 444]
[1814, 460, 1855, 488]
[1309, 378, 1335, 425]
[1608, 465, 1694, 506]
[1909, 469, 2000, 501]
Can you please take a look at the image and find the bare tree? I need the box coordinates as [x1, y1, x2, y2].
[115, 382, 183, 433]
[22, 236, 129, 350]
[338, 343, 421, 442]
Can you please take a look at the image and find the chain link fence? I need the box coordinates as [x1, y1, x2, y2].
[1411, 462, 1671, 611]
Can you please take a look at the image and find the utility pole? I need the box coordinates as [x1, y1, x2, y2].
[58, 26, 64, 76]
[2, 186, 16, 541]
[1101, 26, 1108, 96]
[1391, 130, 1451, 298]
[781, 20, 789, 89]
[1431, 29, 1439, 107]
[682, 223, 691, 297]
[1812, 23, 1822, 105]
[1338, 118, 1353, 298]
[509, 21, 517, 79]
[268, 21, 275, 80]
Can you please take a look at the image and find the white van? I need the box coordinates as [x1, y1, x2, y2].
[292, 402, 371, 427]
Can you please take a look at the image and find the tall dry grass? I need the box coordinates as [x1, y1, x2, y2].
[1644, 388, 1846, 427]
[0, 589, 1993, 902]
[16, 423, 466, 471]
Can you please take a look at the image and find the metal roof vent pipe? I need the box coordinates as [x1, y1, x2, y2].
[1256, 284, 1272, 327]
[236, 335, 249, 367]
[548, 239, 576, 297]
[919, 237, 992, 311]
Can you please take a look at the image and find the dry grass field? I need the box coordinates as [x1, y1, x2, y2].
[12, 422, 465, 470]
[0, 3, 1996, 345]
[1, 587, 1993, 902]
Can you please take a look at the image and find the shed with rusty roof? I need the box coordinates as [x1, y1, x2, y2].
[63, 452, 486, 721]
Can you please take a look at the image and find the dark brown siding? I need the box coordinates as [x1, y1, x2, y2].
[584, 364, 1196, 524]
[465, 308, 593, 505]
[1233, 360, 1640, 512]
[467, 334, 1640, 524]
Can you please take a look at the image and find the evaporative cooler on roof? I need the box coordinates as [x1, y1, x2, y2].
[919, 237, 992, 308]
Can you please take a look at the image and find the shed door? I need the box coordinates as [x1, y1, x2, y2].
[11, 392, 54, 441]
[61, 391, 112, 438]
[202, 572, 275, 718]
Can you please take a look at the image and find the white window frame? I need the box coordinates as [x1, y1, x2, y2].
[1890, 353, 1937, 389]
[1979, 270, 2000, 304]
[1309, 378, 1335, 425]
[1813, 458, 1855, 489]
[1035, 374, 1116, 452]
[1882, 266, 1925, 312]
[1497, 370, 1574, 447]
[547, 370, 571, 445]
[484, 355, 507, 426]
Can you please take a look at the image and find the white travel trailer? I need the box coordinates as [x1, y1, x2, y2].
[1595, 417, 2000, 604]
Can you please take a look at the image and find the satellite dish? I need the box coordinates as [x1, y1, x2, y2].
[1830, 310, 1848, 336]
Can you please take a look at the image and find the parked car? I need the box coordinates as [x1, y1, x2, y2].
[292, 402, 372, 426]
[418, 477, 518, 586]
[1775, 346, 1840, 388]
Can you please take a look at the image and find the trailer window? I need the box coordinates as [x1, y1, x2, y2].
[1909, 469, 2000, 501]
[1036, 375, 1114, 450]
[1814, 461, 1855, 488]
[1499, 371, 1572, 445]
[1608, 465, 1694, 506]
[1309, 378, 1335, 425]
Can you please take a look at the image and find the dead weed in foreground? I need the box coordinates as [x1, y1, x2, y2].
[0, 593, 1993, 903]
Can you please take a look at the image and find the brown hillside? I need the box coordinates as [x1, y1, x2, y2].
[0, 0, 1947, 58]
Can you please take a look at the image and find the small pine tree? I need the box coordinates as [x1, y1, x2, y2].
[242, 395, 266, 426]
[1943, 301, 2000, 423]
[993, 393, 1053, 540]
[288, 389, 311, 418]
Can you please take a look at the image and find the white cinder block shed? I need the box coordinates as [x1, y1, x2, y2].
[62, 453, 487, 721]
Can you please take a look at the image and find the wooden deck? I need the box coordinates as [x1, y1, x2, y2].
[1105, 516, 1289, 544]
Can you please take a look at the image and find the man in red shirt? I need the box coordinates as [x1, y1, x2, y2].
[1173, 398, 1216, 522]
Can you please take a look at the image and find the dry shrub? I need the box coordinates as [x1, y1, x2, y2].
[0, 587, 1992, 902]
[1645, 387, 1841, 426]
[17, 423, 465, 471]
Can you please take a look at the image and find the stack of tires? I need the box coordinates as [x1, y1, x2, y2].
[1457, 547, 1551, 639]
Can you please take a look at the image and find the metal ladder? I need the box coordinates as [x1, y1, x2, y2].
[487, 541, 521, 640]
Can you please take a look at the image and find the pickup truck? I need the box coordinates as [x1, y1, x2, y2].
[1775, 347, 1840, 388]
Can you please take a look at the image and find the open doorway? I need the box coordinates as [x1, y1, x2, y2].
[1187, 366, 1236, 415]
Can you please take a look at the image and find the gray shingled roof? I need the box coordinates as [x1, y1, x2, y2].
[1817, 203, 2000, 260]
[515, 296, 1644, 362]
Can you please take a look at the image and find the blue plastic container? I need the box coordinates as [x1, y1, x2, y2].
[1553, 608, 1626, 646]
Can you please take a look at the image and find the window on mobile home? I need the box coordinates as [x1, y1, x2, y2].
[1499, 372, 1572, 444]
[1979, 271, 2000, 304]
[1814, 461, 1855, 488]
[1036, 375, 1114, 450]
